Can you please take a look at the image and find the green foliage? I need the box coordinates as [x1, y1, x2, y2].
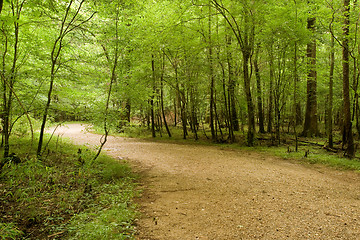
[262, 145, 360, 171]
[0, 222, 23, 240]
[67, 183, 137, 240]
[0, 135, 138, 239]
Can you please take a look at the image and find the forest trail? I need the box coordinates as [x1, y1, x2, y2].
[51, 124, 360, 240]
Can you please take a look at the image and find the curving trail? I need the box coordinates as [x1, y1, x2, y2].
[51, 124, 360, 240]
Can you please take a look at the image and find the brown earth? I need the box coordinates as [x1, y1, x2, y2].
[51, 123, 360, 240]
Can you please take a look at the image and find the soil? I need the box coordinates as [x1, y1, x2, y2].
[52, 123, 360, 240]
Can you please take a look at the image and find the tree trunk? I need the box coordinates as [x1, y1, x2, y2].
[302, 16, 318, 137]
[38, 0, 88, 158]
[226, 34, 239, 133]
[190, 87, 198, 140]
[328, 35, 334, 148]
[0, 0, 3, 15]
[268, 44, 274, 133]
[342, 0, 355, 157]
[220, 60, 233, 141]
[3, 33, 17, 159]
[254, 46, 265, 134]
[243, 50, 255, 146]
[151, 55, 156, 138]
[180, 90, 188, 140]
[160, 55, 171, 138]
[208, 4, 216, 141]
[293, 41, 300, 151]
[2, 1, 23, 159]
[125, 99, 131, 123]
[173, 95, 177, 126]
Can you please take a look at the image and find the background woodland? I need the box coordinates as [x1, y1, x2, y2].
[1, 0, 360, 159]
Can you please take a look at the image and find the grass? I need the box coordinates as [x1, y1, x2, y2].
[257, 144, 360, 171]
[109, 123, 360, 172]
[0, 134, 139, 240]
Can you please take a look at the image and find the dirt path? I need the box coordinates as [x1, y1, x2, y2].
[51, 124, 360, 239]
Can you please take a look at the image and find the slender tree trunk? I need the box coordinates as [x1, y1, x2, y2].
[37, 61, 57, 157]
[220, 60, 231, 140]
[0, 0, 3, 15]
[342, 0, 355, 157]
[274, 48, 286, 145]
[173, 95, 177, 126]
[3, 22, 18, 158]
[2, 1, 24, 159]
[293, 0, 302, 130]
[125, 99, 131, 123]
[151, 54, 156, 138]
[208, 4, 216, 141]
[254, 46, 265, 134]
[92, 48, 118, 162]
[328, 35, 334, 148]
[1, 25, 7, 151]
[190, 87, 198, 140]
[268, 44, 274, 133]
[274, 93, 281, 145]
[302, 16, 318, 137]
[228, 64, 239, 132]
[160, 54, 171, 138]
[38, 0, 89, 158]
[226, 33, 239, 133]
[243, 50, 255, 146]
[293, 41, 300, 151]
[180, 89, 187, 140]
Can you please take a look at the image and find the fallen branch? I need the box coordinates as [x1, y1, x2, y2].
[47, 231, 64, 238]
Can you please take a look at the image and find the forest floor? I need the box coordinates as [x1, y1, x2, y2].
[53, 123, 360, 240]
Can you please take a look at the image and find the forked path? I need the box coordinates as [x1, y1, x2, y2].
[52, 124, 360, 239]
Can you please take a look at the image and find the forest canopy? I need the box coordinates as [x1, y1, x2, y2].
[1, 0, 360, 160]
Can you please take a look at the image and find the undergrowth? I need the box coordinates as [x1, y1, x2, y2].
[0, 135, 138, 239]
[111, 124, 360, 172]
[256, 145, 360, 171]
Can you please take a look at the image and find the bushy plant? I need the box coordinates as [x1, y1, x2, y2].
[0, 223, 23, 240]
[0, 136, 138, 239]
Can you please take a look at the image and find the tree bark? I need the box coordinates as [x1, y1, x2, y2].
[243, 49, 255, 146]
[342, 0, 355, 157]
[226, 34, 239, 133]
[267, 44, 274, 133]
[180, 89, 188, 140]
[160, 53, 171, 138]
[0, 0, 3, 15]
[210, 0, 256, 145]
[293, 40, 300, 151]
[2, 1, 25, 159]
[37, 0, 90, 158]
[328, 35, 334, 148]
[254, 46, 265, 134]
[151, 54, 156, 138]
[208, 4, 216, 141]
[190, 87, 198, 140]
[302, 16, 318, 137]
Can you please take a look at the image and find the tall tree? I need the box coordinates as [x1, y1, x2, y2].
[211, 0, 256, 145]
[225, 33, 239, 133]
[342, 0, 355, 157]
[254, 45, 265, 134]
[208, 3, 216, 141]
[267, 42, 275, 134]
[37, 0, 93, 158]
[302, 9, 318, 137]
[328, 35, 335, 148]
[1, 0, 25, 159]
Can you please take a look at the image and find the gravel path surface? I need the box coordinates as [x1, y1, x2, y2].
[51, 124, 360, 240]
